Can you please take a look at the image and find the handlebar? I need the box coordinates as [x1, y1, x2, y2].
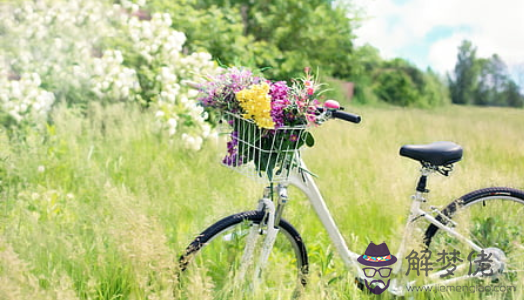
[316, 107, 362, 124]
[332, 110, 361, 124]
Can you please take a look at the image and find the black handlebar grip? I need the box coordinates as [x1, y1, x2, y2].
[332, 110, 361, 123]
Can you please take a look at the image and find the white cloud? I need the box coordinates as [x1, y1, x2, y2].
[354, 0, 524, 74]
[427, 33, 466, 74]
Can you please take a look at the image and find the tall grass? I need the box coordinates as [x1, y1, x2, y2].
[0, 103, 523, 299]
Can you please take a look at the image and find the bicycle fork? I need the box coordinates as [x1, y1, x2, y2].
[236, 185, 287, 287]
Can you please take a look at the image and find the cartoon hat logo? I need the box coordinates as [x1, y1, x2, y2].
[357, 242, 397, 295]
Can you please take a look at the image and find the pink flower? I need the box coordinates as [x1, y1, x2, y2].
[307, 87, 314, 95]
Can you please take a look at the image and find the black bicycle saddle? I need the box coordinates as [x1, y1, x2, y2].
[399, 141, 463, 166]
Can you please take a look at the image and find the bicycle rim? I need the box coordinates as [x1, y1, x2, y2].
[425, 188, 524, 297]
[179, 211, 307, 299]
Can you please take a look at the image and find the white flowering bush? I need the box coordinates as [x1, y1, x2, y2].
[0, 73, 55, 126]
[0, 0, 118, 93]
[0, 0, 218, 149]
[121, 10, 217, 149]
[90, 50, 142, 101]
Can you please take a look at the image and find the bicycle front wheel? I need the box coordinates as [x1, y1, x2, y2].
[424, 187, 524, 293]
[179, 210, 308, 298]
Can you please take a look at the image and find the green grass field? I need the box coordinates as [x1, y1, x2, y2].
[0, 103, 523, 299]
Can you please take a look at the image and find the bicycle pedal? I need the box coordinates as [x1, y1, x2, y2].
[354, 277, 365, 291]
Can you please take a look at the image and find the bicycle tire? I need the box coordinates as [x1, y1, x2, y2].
[179, 210, 308, 297]
[424, 187, 524, 291]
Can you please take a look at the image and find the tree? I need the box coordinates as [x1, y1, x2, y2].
[449, 41, 524, 108]
[348, 44, 382, 104]
[503, 80, 524, 108]
[424, 68, 451, 107]
[448, 40, 479, 105]
[374, 68, 418, 106]
[474, 54, 509, 106]
[372, 58, 450, 107]
[148, 0, 357, 80]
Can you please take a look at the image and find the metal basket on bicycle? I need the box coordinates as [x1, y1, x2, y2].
[221, 113, 307, 183]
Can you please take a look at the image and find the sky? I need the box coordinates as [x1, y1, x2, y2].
[352, 0, 524, 81]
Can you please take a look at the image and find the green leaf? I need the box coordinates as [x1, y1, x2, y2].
[304, 132, 315, 147]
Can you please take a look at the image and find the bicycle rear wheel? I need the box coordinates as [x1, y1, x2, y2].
[424, 187, 524, 294]
[179, 210, 308, 299]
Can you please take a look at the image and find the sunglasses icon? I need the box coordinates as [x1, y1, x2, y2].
[363, 267, 392, 278]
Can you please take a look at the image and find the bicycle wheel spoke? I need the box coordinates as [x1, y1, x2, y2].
[426, 190, 524, 292]
[179, 211, 307, 298]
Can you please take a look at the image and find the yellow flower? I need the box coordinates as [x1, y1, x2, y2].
[236, 82, 275, 129]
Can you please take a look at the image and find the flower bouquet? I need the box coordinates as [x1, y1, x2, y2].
[197, 67, 322, 182]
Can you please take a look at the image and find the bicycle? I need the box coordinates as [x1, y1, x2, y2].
[179, 101, 524, 298]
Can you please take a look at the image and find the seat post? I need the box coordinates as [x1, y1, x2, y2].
[416, 167, 433, 193]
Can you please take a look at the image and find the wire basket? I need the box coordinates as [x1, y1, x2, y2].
[220, 113, 307, 183]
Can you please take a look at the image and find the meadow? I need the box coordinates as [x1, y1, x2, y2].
[0, 103, 523, 300]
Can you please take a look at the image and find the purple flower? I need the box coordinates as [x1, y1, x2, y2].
[222, 131, 243, 166]
[222, 153, 237, 166]
[195, 67, 324, 177]
[269, 81, 289, 128]
[197, 67, 259, 112]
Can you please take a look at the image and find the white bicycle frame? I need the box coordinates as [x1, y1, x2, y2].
[250, 159, 489, 296]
